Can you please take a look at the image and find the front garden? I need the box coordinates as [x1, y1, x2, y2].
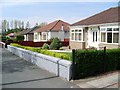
[10, 42, 120, 80]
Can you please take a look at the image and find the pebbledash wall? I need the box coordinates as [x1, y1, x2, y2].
[7, 45, 72, 81]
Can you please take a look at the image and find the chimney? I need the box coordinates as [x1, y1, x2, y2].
[61, 24, 64, 31]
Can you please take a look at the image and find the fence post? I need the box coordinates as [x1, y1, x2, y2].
[103, 46, 106, 72]
[72, 49, 76, 80]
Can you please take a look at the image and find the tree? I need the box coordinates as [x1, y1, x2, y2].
[10, 20, 14, 29]
[2, 20, 8, 35]
[18, 21, 22, 29]
[14, 20, 18, 29]
[50, 37, 62, 50]
[26, 21, 30, 29]
[39, 22, 47, 28]
[16, 35, 24, 42]
[35, 23, 39, 27]
[21, 21, 24, 29]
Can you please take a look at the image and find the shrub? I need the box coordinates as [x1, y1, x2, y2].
[10, 43, 69, 60]
[50, 37, 62, 50]
[16, 35, 24, 42]
[42, 43, 49, 50]
[74, 49, 120, 79]
[1, 36, 12, 42]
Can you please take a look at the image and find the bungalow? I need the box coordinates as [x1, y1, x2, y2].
[33, 20, 70, 42]
[17, 26, 39, 41]
[70, 7, 120, 49]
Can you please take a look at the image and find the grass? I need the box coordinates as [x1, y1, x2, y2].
[57, 52, 72, 61]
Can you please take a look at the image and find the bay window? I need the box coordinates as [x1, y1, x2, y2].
[71, 29, 83, 41]
[100, 27, 119, 43]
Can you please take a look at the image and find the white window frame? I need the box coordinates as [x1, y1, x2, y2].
[100, 27, 119, 44]
[92, 31, 98, 42]
[70, 29, 83, 42]
[34, 33, 38, 40]
[42, 32, 48, 41]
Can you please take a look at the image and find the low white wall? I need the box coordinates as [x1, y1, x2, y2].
[7, 45, 72, 81]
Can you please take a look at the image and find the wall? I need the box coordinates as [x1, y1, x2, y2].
[8, 41, 69, 47]
[99, 43, 120, 49]
[69, 41, 85, 49]
[87, 26, 99, 48]
[7, 45, 72, 81]
[64, 31, 69, 39]
[50, 31, 59, 39]
[27, 33, 34, 41]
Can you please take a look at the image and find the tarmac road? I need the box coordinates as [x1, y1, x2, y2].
[1, 48, 79, 88]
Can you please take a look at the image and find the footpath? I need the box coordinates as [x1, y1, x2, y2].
[72, 71, 119, 88]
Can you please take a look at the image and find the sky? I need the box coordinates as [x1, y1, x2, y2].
[1, 0, 119, 27]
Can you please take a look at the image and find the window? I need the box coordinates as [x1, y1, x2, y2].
[35, 34, 38, 40]
[42, 32, 47, 40]
[107, 32, 112, 43]
[101, 32, 106, 42]
[100, 27, 119, 43]
[43, 34, 46, 40]
[71, 29, 82, 41]
[107, 28, 112, 31]
[93, 31, 97, 42]
[113, 33, 119, 43]
[71, 33, 74, 40]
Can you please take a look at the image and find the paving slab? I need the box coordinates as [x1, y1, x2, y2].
[87, 73, 118, 88]
[73, 71, 119, 88]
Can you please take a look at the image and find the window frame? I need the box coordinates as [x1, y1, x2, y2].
[70, 29, 83, 42]
[42, 32, 48, 41]
[100, 27, 119, 44]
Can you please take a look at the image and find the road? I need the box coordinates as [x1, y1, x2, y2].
[1, 48, 79, 88]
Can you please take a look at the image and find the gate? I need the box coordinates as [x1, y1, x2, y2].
[72, 47, 106, 80]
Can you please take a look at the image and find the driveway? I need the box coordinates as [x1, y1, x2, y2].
[1, 48, 79, 88]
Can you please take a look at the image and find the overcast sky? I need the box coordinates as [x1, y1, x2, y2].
[1, 0, 119, 27]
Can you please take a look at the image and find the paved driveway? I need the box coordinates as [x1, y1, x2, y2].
[1, 48, 79, 88]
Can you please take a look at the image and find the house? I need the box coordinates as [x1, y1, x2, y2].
[69, 7, 120, 49]
[6, 33, 16, 38]
[17, 26, 39, 41]
[33, 20, 70, 42]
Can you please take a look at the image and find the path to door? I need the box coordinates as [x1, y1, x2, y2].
[1, 48, 79, 88]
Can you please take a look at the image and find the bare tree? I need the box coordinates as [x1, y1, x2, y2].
[25, 21, 30, 29]
[21, 21, 24, 29]
[39, 22, 48, 28]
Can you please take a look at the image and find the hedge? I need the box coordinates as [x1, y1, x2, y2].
[75, 49, 120, 79]
[10, 43, 70, 60]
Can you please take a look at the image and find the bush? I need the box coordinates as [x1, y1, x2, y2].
[74, 49, 120, 79]
[16, 35, 24, 42]
[1, 36, 12, 42]
[42, 43, 49, 49]
[10, 43, 69, 60]
[50, 37, 62, 50]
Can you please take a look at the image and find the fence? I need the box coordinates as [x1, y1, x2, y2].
[6, 41, 69, 47]
[72, 47, 106, 80]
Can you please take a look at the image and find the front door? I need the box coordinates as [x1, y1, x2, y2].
[92, 31, 97, 43]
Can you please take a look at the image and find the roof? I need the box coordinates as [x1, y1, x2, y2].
[71, 7, 120, 26]
[16, 26, 39, 35]
[34, 20, 70, 32]
[6, 33, 15, 37]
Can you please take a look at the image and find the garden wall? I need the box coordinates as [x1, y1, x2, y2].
[6, 41, 69, 47]
[7, 45, 72, 81]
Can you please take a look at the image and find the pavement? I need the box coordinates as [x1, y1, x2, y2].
[1, 47, 119, 89]
[1, 48, 79, 88]
[72, 70, 119, 89]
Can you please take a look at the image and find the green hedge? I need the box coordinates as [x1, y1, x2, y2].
[10, 43, 70, 60]
[75, 49, 120, 79]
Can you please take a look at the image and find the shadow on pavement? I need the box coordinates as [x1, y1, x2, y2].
[2, 76, 58, 86]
